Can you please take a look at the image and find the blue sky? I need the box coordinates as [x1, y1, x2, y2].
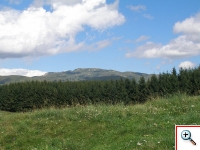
[0, 0, 200, 76]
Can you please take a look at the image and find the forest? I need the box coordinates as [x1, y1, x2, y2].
[0, 66, 199, 112]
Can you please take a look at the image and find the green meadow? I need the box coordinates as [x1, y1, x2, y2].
[0, 94, 199, 150]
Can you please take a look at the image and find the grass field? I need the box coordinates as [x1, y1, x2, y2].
[0, 94, 199, 150]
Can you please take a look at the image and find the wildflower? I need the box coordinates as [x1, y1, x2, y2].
[143, 140, 147, 142]
[191, 105, 195, 107]
[137, 142, 142, 146]
[158, 141, 160, 143]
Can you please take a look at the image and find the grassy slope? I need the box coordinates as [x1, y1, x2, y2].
[0, 95, 199, 150]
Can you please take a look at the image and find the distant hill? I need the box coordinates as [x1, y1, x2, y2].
[0, 68, 153, 84]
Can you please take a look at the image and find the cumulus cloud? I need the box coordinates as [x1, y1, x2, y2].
[126, 12, 200, 59]
[125, 42, 162, 58]
[32, 0, 82, 7]
[127, 5, 146, 12]
[0, 0, 125, 59]
[0, 68, 47, 77]
[173, 13, 200, 43]
[179, 61, 196, 69]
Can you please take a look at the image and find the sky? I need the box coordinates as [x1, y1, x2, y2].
[0, 0, 200, 77]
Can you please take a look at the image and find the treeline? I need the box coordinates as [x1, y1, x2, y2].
[0, 66, 200, 112]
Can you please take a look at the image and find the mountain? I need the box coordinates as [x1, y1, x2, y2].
[0, 68, 153, 84]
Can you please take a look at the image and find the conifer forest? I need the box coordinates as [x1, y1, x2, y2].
[0, 67, 199, 112]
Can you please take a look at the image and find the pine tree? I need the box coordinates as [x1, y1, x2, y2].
[148, 74, 159, 98]
[190, 66, 200, 95]
[117, 78, 128, 103]
[130, 78, 139, 103]
[124, 78, 131, 104]
[138, 76, 148, 102]
[169, 67, 179, 94]
[178, 68, 189, 94]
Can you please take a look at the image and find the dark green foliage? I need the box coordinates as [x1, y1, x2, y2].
[0, 66, 200, 112]
[148, 74, 159, 97]
[169, 67, 179, 94]
[178, 68, 190, 94]
[125, 78, 139, 104]
[188, 66, 200, 95]
[158, 72, 171, 96]
[138, 76, 148, 102]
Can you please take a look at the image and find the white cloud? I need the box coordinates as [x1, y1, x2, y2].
[84, 39, 111, 51]
[173, 13, 200, 43]
[156, 60, 172, 71]
[127, 5, 146, 12]
[0, 68, 47, 77]
[179, 61, 196, 69]
[32, 0, 82, 7]
[85, 36, 121, 51]
[143, 14, 154, 20]
[124, 35, 150, 43]
[125, 42, 162, 58]
[135, 35, 150, 43]
[0, 0, 125, 59]
[126, 12, 200, 59]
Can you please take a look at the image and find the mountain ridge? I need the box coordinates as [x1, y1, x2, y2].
[0, 68, 153, 84]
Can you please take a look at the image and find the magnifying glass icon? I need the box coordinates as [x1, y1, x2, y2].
[181, 130, 196, 145]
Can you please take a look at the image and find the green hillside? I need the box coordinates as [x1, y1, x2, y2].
[0, 68, 152, 84]
[0, 94, 199, 149]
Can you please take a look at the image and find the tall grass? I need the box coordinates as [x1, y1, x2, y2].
[0, 94, 199, 149]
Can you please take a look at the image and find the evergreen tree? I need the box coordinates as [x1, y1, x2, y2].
[148, 74, 159, 98]
[117, 78, 128, 103]
[178, 68, 190, 94]
[169, 67, 179, 94]
[190, 66, 200, 95]
[130, 78, 139, 103]
[158, 72, 171, 96]
[138, 76, 148, 102]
